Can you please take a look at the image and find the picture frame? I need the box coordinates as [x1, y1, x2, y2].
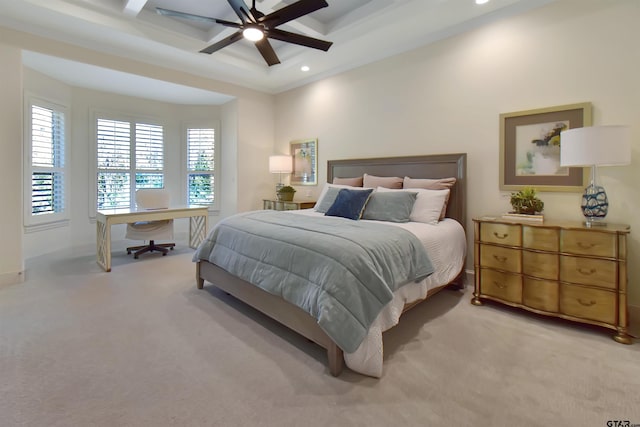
[500, 102, 592, 192]
[290, 138, 318, 186]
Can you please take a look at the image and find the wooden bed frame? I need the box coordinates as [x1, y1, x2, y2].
[196, 153, 467, 376]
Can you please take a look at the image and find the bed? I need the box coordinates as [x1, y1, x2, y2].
[194, 153, 467, 377]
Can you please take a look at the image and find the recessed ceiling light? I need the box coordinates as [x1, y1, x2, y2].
[476, 0, 489, 4]
[301, 65, 310, 72]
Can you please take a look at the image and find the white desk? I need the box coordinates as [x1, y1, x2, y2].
[96, 205, 209, 272]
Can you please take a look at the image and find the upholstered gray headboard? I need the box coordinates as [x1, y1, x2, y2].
[327, 154, 467, 229]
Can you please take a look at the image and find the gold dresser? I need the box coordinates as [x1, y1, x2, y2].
[472, 216, 632, 344]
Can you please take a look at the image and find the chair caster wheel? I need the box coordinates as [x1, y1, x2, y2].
[162, 253, 167, 256]
[170, 247, 174, 250]
[134, 255, 139, 259]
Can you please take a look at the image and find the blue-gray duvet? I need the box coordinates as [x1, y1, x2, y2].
[193, 211, 434, 353]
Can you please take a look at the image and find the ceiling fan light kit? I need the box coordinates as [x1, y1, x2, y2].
[157, 0, 333, 66]
[243, 26, 263, 41]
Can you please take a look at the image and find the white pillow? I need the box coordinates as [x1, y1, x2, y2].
[315, 183, 374, 213]
[376, 186, 449, 224]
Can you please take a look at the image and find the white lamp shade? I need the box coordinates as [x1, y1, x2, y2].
[269, 155, 293, 173]
[560, 125, 631, 167]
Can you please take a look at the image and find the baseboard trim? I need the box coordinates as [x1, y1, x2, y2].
[0, 269, 25, 287]
[629, 304, 639, 338]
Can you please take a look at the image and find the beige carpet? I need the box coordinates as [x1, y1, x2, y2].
[1, 243, 639, 427]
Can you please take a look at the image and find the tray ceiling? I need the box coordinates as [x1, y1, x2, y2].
[1, 0, 555, 101]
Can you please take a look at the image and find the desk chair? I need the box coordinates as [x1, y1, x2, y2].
[126, 188, 175, 259]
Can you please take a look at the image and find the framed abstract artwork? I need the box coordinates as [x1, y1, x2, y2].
[499, 102, 592, 192]
[290, 138, 318, 186]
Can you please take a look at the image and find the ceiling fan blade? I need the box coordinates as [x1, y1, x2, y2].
[254, 38, 281, 66]
[200, 31, 244, 54]
[227, 0, 255, 24]
[267, 28, 332, 51]
[156, 7, 218, 24]
[214, 19, 243, 29]
[260, 0, 328, 28]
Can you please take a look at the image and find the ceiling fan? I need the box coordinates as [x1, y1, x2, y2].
[157, 0, 333, 66]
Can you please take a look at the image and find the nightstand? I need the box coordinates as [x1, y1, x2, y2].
[263, 199, 316, 211]
[472, 216, 632, 344]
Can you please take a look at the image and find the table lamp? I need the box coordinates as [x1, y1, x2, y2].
[269, 155, 292, 193]
[560, 125, 631, 226]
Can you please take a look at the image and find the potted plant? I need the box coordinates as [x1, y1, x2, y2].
[510, 186, 544, 215]
[277, 185, 296, 202]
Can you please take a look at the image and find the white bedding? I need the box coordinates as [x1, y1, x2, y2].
[291, 210, 466, 377]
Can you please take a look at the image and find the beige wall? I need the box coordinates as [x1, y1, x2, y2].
[235, 97, 276, 212]
[0, 45, 24, 285]
[274, 0, 640, 305]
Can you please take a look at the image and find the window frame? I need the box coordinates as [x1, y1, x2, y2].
[23, 93, 70, 231]
[90, 109, 166, 219]
[182, 121, 220, 212]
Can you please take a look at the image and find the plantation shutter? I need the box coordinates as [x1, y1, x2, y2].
[97, 119, 131, 209]
[187, 128, 215, 205]
[96, 118, 165, 210]
[31, 105, 65, 215]
[135, 123, 164, 188]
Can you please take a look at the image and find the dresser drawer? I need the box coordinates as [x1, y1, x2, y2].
[560, 284, 616, 325]
[561, 230, 616, 257]
[523, 277, 559, 312]
[480, 223, 521, 246]
[523, 226, 559, 251]
[480, 269, 522, 303]
[523, 251, 558, 280]
[560, 256, 616, 290]
[480, 245, 521, 273]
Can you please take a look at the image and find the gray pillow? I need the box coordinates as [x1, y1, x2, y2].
[362, 191, 417, 223]
[315, 187, 342, 213]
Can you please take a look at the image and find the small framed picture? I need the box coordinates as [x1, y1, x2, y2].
[500, 102, 592, 192]
[290, 138, 318, 186]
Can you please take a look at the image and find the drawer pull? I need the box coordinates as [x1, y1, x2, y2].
[493, 232, 508, 240]
[577, 298, 596, 307]
[577, 268, 596, 276]
[577, 242, 595, 250]
[493, 255, 508, 263]
[493, 281, 507, 289]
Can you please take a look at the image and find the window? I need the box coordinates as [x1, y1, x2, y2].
[96, 118, 164, 210]
[186, 127, 216, 207]
[25, 98, 68, 228]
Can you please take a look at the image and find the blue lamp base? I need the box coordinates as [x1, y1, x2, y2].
[581, 183, 608, 227]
